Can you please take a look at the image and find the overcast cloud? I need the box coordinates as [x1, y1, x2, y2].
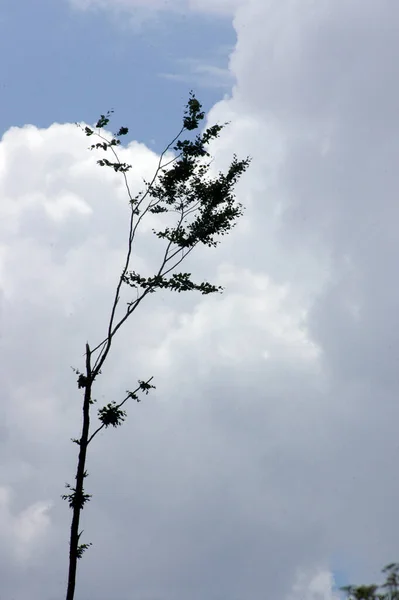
[1, 1, 398, 599]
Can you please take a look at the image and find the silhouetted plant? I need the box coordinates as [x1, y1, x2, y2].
[341, 563, 399, 600]
[63, 92, 251, 600]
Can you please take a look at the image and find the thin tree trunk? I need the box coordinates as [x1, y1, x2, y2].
[66, 344, 92, 600]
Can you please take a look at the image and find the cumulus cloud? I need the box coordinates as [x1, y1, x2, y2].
[2, 0, 399, 599]
[287, 570, 340, 600]
[0, 485, 51, 566]
[0, 109, 325, 600]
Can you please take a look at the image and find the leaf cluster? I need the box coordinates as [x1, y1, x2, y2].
[97, 402, 127, 428]
[78, 92, 250, 308]
[122, 271, 223, 295]
[341, 563, 399, 600]
[62, 477, 92, 511]
[149, 149, 249, 250]
[76, 541, 92, 560]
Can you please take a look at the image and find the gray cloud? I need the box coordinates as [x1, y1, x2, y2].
[1, 1, 398, 599]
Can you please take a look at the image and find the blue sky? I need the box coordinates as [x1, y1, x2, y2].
[0, 0, 234, 151]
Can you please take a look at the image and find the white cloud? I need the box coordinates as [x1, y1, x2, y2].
[148, 264, 319, 378]
[13, 501, 53, 563]
[0, 487, 52, 564]
[2, 0, 399, 598]
[159, 59, 234, 90]
[287, 569, 340, 600]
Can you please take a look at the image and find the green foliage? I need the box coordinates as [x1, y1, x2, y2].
[82, 92, 250, 305]
[77, 373, 88, 389]
[183, 91, 205, 130]
[66, 92, 249, 600]
[125, 380, 156, 402]
[84, 92, 250, 262]
[122, 271, 223, 295]
[96, 157, 131, 173]
[76, 542, 92, 560]
[62, 481, 92, 510]
[137, 380, 156, 394]
[98, 402, 127, 428]
[116, 126, 129, 137]
[341, 563, 399, 600]
[76, 531, 92, 559]
[148, 145, 249, 251]
[96, 110, 114, 129]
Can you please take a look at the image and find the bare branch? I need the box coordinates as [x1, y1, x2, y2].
[91, 127, 186, 375]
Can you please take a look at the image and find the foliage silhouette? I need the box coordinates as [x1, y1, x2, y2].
[62, 92, 250, 600]
[341, 563, 399, 600]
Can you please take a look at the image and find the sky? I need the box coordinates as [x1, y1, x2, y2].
[0, 0, 398, 599]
